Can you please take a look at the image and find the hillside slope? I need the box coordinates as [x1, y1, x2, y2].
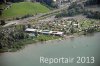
[1, 2, 50, 19]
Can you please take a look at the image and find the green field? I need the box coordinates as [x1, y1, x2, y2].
[1, 2, 50, 19]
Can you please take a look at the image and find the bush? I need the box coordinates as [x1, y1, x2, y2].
[0, 9, 3, 15]
[84, 0, 99, 6]
[21, 14, 33, 19]
[0, 20, 5, 25]
[85, 10, 100, 19]
[15, 17, 20, 20]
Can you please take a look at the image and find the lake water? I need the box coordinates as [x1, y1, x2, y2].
[0, 33, 100, 66]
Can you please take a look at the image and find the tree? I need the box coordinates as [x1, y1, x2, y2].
[36, 0, 53, 6]
[55, 2, 85, 18]
[85, 10, 100, 19]
[84, 0, 99, 6]
[0, 10, 3, 15]
[4, 0, 7, 3]
[0, 20, 6, 25]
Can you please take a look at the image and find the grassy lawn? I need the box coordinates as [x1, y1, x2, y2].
[35, 34, 60, 41]
[1, 2, 50, 19]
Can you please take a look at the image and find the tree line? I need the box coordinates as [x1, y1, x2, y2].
[0, 0, 54, 6]
[0, 25, 29, 52]
[55, 2, 85, 18]
[84, 0, 100, 6]
[55, 2, 100, 19]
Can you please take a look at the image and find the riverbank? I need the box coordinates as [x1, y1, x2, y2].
[0, 32, 100, 66]
[0, 28, 100, 53]
[0, 18, 100, 53]
[0, 34, 61, 53]
[0, 32, 87, 53]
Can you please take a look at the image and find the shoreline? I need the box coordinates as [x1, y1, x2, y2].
[0, 32, 100, 53]
[0, 34, 77, 53]
[0, 35, 75, 53]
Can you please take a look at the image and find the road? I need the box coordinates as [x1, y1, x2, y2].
[3, 3, 70, 27]
[3, 0, 87, 27]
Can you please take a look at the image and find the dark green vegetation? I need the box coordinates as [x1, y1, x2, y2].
[0, 3, 6, 15]
[0, 0, 54, 6]
[0, 0, 34, 3]
[0, 25, 28, 52]
[55, 2, 84, 18]
[36, 0, 55, 7]
[84, 10, 100, 19]
[55, 1, 100, 19]
[0, 20, 5, 25]
[0, 25, 60, 52]
[84, 0, 100, 6]
[0, 2, 50, 20]
[0, 0, 100, 52]
[0, 3, 6, 9]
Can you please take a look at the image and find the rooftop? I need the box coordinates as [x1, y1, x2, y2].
[25, 28, 37, 32]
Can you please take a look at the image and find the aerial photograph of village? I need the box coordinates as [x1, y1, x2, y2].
[0, 0, 100, 66]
